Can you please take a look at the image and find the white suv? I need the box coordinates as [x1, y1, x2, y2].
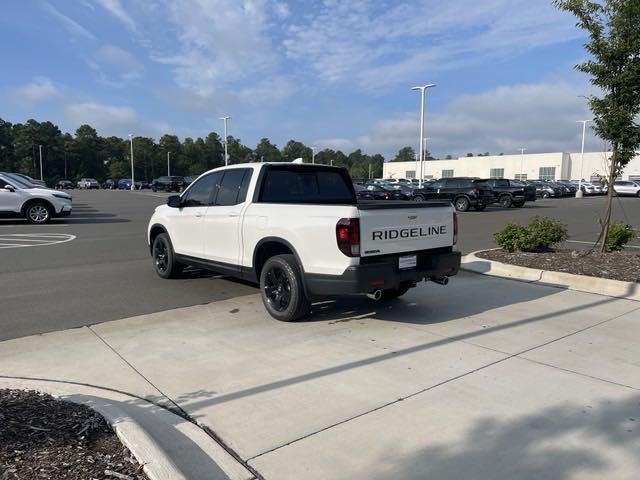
[613, 180, 640, 197]
[0, 173, 72, 224]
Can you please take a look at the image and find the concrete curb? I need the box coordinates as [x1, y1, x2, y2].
[0, 378, 254, 480]
[461, 249, 640, 302]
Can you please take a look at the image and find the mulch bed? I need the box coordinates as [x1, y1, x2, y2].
[0, 389, 147, 480]
[476, 249, 640, 283]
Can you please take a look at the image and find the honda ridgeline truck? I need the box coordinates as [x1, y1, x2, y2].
[147, 163, 461, 321]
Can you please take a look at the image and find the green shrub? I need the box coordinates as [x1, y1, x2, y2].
[493, 216, 568, 252]
[528, 216, 569, 249]
[605, 222, 636, 251]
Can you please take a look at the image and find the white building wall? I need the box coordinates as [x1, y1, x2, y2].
[383, 152, 640, 181]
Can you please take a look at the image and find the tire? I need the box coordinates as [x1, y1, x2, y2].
[636, 191, 640, 198]
[152, 233, 183, 279]
[152, 185, 157, 192]
[454, 196, 470, 212]
[260, 254, 310, 322]
[412, 195, 424, 202]
[473, 204, 486, 211]
[542, 192, 550, 199]
[25, 202, 52, 224]
[499, 195, 513, 208]
[514, 202, 525, 208]
[379, 287, 410, 301]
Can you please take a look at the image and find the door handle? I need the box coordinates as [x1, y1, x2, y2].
[195, 213, 203, 218]
[227, 213, 239, 217]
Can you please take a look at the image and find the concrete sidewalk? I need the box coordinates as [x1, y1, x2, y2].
[1, 271, 639, 479]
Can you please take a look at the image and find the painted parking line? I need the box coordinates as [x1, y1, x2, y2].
[0, 233, 76, 249]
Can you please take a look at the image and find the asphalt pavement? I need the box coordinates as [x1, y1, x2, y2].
[1, 190, 638, 341]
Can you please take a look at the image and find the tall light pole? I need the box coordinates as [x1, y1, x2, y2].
[38, 144, 44, 181]
[167, 151, 171, 176]
[411, 83, 436, 187]
[519, 147, 526, 179]
[576, 120, 591, 198]
[220, 116, 230, 166]
[128, 134, 135, 190]
[311, 146, 316, 164]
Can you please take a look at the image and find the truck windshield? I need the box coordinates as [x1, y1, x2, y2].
[260, 167, 356, 204]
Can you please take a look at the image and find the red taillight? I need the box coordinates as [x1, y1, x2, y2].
[453, 212, 458, 245]
[336, 218, 360, 257]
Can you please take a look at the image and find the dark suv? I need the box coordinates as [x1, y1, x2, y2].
[152, 176, 185, 192]
[414, 177, 495, 211]
[482, 178, 532, 208]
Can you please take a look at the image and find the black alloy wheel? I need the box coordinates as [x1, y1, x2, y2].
[152, 233, 182, 279]
[263, 266, 292, 312]
[454, 196, 470, 212]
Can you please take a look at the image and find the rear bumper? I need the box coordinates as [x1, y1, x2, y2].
[305, 250, 461, 296]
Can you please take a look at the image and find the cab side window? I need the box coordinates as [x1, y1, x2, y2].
[182, 172, 221, 207]
[215, 169, 252, 206]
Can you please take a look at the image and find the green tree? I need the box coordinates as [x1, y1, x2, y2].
[204, 132, 224, 169]
[282, 140, 311, 162]
[314, 148, 335, 165]
[445, 154, 453, 160]
[255, 138, 282, 162]
[392, 146, 416, 162]
[227, 136, 253, 164]
[0, 119, 15, 171]
[555, 0, 640, 252]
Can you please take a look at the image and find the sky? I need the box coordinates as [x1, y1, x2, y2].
[0, 0, 607, 159]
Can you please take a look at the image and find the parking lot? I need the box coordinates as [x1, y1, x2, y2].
[1, 190, 638, 341]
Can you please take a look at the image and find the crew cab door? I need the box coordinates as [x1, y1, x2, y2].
[202, 168, 253, 268]
[168, 172, 221, 258]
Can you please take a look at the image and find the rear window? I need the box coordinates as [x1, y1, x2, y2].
[259, 167, 355, 204]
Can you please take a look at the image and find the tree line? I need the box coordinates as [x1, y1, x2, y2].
[0, 118, 398, 184]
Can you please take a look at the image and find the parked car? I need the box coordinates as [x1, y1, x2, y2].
[526, 180, 562, 198]
[358, 184, 391, 200]
[118, 178, 133, 190]
[11, 173, 47, 188]
[386, 184, 414, 200]
[78, 178, 99, 189]
[151, 176, 185, 192]
[102, 179, 117, 189]
[412, 177, 495, 211]
[56, 180, 75, 190]
[148, 163, 460, 321]
[0, 172, 72, 224]
[556, 180, 577, 196]
[613, 180, 640, 197]
[135, 180, 151, 190]
[591, 181, 606, 194]
[574, 181, 598, 195]
[481, 178, 528, 208]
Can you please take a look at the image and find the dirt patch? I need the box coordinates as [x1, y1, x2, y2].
[0, 389, 147, 480]
[476, 249, 640, 283]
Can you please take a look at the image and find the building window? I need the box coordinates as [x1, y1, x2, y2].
[441, 169, 454, 178]
[489, 168, 504, 179]
[539, 167, 556, 181]
[405, 170, 416, 179]
[514, 174, 527, 181]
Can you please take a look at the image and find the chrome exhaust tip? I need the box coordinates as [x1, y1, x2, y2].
[367, 289, 383, 300]
[430, 276, 449, 286]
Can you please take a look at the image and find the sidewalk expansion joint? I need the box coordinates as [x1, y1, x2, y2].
[86, 326, 266, 480]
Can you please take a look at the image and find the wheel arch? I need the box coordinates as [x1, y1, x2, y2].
[148, 223, 169, 254]
[21, 197, 55, 216]
[252, 237, 311, 298]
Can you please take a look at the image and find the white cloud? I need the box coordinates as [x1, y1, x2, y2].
[88, 44, 144, 86]
[323, 82, 601, 158]
[64, 102, 167, 138]
[150, 0, 287, 96]
[42, 1, 96, 40]
[283, 0, 582, 90]
[94, 0, 136, 31]
[12, 77, 60, 102]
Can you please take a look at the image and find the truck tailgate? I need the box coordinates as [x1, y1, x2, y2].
[358, 201, 455, 257]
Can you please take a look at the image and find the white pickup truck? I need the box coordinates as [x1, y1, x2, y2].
[147, 163, 460, 321]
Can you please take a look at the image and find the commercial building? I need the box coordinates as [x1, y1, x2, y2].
[382, 151, 640, 182]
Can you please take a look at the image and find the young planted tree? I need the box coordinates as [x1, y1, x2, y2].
[555, 0, 640, 252]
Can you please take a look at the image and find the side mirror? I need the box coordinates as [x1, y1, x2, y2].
[4, 185, 15, 192]
[167, 195, 181, 208]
